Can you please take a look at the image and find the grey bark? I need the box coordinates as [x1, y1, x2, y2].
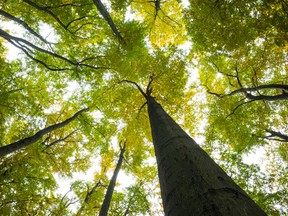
[98, 143, 126, 216]
[0, 108, 88, 157]
[147, 95, 267, 216]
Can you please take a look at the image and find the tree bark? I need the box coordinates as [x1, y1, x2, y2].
[245, 92, 288, 101]
[207, 84, 288, 101]
[98, 142, 126, 216]
[147, 96, 267, 216]
[93, 0, 124, 42]
[0, 108, 88, 157]
[265, 129, 288, 142]
[228, 84, 288, 96]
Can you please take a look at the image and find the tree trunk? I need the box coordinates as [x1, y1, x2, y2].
[0, 108, 88, 157]
[93, 0, 124, 42]
[99, 143, 126, 216]
[147, 96, 267, 216]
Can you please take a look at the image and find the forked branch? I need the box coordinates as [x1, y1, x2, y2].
[23, 0, 73, 33]
[119, 75, 154, 100]
[44, 129, 79, 148]
[264, 130, 288, 142]
[0, 29, 107, 71]
[119, 80, 148, 99]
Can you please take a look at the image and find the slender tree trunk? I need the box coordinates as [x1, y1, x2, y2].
[99, 142, 126, 216]
[93, 0, 124, 42]
[147, 96, 267, 216]
[0, 108, 88, 157]
[76, 180, 102, 216]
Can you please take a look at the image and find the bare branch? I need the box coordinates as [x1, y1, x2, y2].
[45, 129, 79, 148]
[146, 75, 154, 96]
[211, 62, 237, 77]
[84, 180, 102, 204]
[0, 9, 50, 44]
[206, 89, 224, 98]
[235, 65, 243, 88]
[246, 92, 288, 101]
[43, 3, 93, 9]
[225, 99, 256, 119]
[208, 83, 288, 102]
[0, 29, 105, 71]
[23, 0, 72, 32]
[137, 102, 147, 119]
[119, 80, 147, 99]
[4, 38, 70, 71]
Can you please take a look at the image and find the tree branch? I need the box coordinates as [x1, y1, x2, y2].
[23, 0, 72, 32]
[0, 9, 50, 44]
[264, 129, 288, 142]
[225, 99, 256, 119]
[0, 29, 104, 71]
[84, 180, 102, 204]
[5, 37, 70, 71]
[44, 129, 79, 148]
[208, 83, 288, 101]
[137, 102, 147, 119]
[99, 142, 126, 216]
[0, 108, 89, 157]
[43, 3, 93, 9]
[246, 92, 288, 101]
[226, 84, 288, 96]
[119, 80, 148, 99]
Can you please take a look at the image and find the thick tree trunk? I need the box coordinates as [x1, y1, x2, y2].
[0, 108, 88, 157]
[99, 143, 126, 216]
[147, 96, 267, 216]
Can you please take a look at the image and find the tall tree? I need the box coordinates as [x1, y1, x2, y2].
[147, 94, 266, 215]
[122, 79, 267, 215]
[99, 141, 126, 216]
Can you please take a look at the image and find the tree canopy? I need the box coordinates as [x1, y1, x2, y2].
[0, 0, 287, 215]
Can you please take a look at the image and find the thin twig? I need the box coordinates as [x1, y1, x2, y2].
[225, 99, 255, 119]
